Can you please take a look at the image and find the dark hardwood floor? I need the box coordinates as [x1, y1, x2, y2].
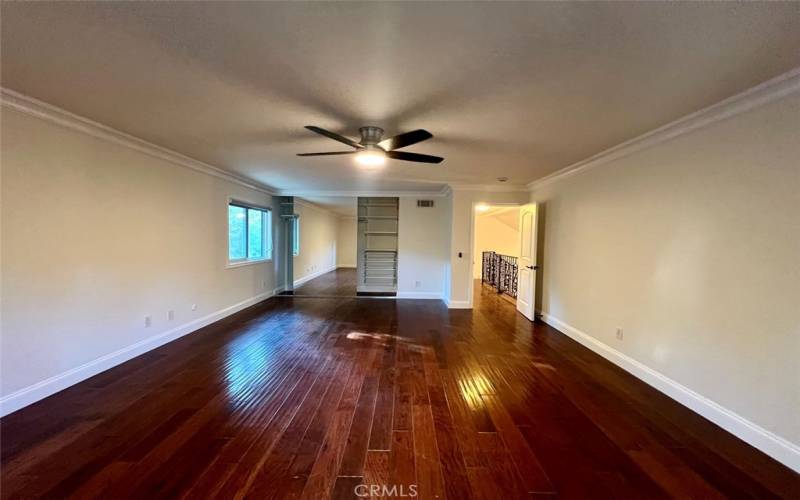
[1, 284, 797, 499]
[295, 268, 358, 297]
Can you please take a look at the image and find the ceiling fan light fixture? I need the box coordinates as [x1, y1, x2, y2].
[355, 150, 386, 167]
[300, 126, 442, 164]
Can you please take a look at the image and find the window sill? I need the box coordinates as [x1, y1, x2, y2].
[226, 258, 272, 269]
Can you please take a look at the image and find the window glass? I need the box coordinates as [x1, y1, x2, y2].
[228, 203, 271, 263]
[228, 205, 247, 260]
[247, 208, 264, 259]
[264, 211, 273, 259]
[292, 217, 300, 256]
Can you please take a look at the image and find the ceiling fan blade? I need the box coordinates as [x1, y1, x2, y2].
[385, 151, 444, 164]
[378, 129, 433, 151]
[297, 151, 357, 156]
[305, 126, 363, 149]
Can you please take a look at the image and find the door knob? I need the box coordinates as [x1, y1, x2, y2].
[526, 265, 538, 270]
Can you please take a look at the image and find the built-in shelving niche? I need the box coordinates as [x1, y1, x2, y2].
[357, 197, 398, 295]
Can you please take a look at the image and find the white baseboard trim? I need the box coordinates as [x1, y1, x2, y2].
[447, 299, 472, 309]
[293, 265, 338, 288]
[0, 290, 275, 417]
[540, 313, 800, 473]
[396, 291, 443, 300]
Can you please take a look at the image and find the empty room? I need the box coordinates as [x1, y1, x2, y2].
[1, 2, 799, 499]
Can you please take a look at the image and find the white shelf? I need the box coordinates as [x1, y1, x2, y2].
[358, 196, 399, 292]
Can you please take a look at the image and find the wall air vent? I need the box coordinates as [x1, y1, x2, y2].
[417, 200, 435, 208]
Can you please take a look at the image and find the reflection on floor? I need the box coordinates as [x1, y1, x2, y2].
[476, 279, 517, 305]
[294, 267, 357, 296]
[1, 283, 796, 498]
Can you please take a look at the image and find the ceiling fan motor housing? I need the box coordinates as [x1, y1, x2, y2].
[359, 126, 385, 147]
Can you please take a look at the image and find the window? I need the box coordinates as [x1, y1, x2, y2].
[292, 216, 300, 256]
[228, 202, 272, 264]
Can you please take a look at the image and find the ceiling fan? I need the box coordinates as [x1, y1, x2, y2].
[297, 126, 444, 165]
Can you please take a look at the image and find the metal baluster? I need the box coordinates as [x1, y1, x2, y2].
[479, 252, 518, 299]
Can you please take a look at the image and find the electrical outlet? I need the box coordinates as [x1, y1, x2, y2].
[616, 327, 624, 340]
[144, 316, 152, 328]
[191, 304, 197, 311]
[168, 310, 174, 321]
[415, 280, 422, 288]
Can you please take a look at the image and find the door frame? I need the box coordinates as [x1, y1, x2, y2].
[467, 201, 523, 309]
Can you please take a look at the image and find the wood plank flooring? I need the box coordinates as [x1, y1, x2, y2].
[295, 268, 358, 297]
[1, 284, 797, 498]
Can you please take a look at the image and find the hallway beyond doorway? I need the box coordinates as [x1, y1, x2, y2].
[473, 205, 521, 304]
[294, 268, 357, 297]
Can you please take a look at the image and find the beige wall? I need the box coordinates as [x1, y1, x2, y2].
[336, 217, 357, 268]
[1, 108, 277, 411]
[293, 201, 338, 285]
[472, 212, 520, 278]
[397, 197, 450, 298]
[531, 91, 800, 456]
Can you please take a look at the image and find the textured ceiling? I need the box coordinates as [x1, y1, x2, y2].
[2, 2, 799, 193]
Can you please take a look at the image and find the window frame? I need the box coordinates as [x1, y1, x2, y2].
[227, 200, 273, 267]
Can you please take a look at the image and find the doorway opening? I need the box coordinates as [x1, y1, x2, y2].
[472, 205, 521, 305]
[291, 196, 359, 297]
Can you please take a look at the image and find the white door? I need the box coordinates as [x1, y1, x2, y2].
[516, 204, 538, 320]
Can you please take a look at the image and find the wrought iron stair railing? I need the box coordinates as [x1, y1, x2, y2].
[481, 251, 518, 298]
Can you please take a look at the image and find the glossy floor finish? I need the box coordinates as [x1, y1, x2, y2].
[294, 268, 358, 297]
[2, 286, 798, 499]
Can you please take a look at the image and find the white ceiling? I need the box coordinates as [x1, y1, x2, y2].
[2, 2, 799, 194]
[478, 206, 520, 232]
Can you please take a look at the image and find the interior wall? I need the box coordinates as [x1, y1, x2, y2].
[442, 192, 453, 304]
[1, 108, 277, 410]
[292, 201, 338, 285]
[336, 217, 357, 268]
[397, 197, 449, 298]
[531, 91, 800, 460]
[472, 212, 520, 278]
[448, 190, 530, 307]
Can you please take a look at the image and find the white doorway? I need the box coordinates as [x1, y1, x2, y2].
[471, 204, 521, 305]
[289, 196, 359, 297]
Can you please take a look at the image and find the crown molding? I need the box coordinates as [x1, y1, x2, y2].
[281, 183, 522, 198]
[1, 88, 279, 196]
[280, 189, 449, 198]
[448, 183, 529, 193]
[527, 66, 800, 191]
[0, 88, 532, 198]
